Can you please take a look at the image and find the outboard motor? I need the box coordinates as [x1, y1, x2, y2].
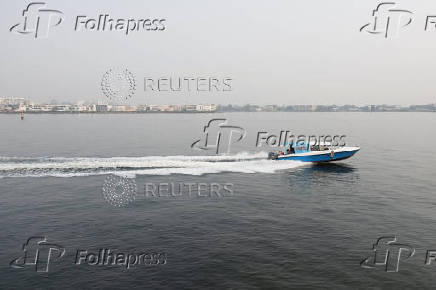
[268, 152, 278, 160]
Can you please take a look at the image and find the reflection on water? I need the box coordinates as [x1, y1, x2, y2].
[283, 162, 360, 196]
[311, 162, 357, 173]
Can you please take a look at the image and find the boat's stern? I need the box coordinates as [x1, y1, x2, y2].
[268, 152, 279, 160]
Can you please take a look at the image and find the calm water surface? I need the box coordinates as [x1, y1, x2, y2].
[0, 112, 435, 289]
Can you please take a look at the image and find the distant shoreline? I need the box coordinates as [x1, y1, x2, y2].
[1, 111, 435, 114]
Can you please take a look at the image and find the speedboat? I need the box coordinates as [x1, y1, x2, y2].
[268, 141, 360, 162]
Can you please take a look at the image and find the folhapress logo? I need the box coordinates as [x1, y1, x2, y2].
[10, 2, 166, 39]
[10, 2, 64, 39]
[10, 236, 66, 273]
[10, 237, 167, 272]
[360, 236, 415, 272]
[360, 2, 413, 38]
[191, 119, 246, 154]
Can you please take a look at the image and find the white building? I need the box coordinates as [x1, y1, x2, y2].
[195, 104, 217, 112]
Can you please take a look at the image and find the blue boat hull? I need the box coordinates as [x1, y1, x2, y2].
[276, 149, 359, 163]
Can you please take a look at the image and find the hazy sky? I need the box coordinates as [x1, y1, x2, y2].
[1, 0, 436, 105]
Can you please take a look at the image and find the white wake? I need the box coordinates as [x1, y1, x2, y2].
[0, 152, 305, 178]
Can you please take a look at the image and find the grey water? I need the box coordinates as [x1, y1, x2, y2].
[1, 112, 436, 289]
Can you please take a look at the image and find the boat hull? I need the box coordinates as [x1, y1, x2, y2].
[276, 147, 360, 163]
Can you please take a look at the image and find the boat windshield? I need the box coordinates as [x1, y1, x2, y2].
[284, 141, 310, 154]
